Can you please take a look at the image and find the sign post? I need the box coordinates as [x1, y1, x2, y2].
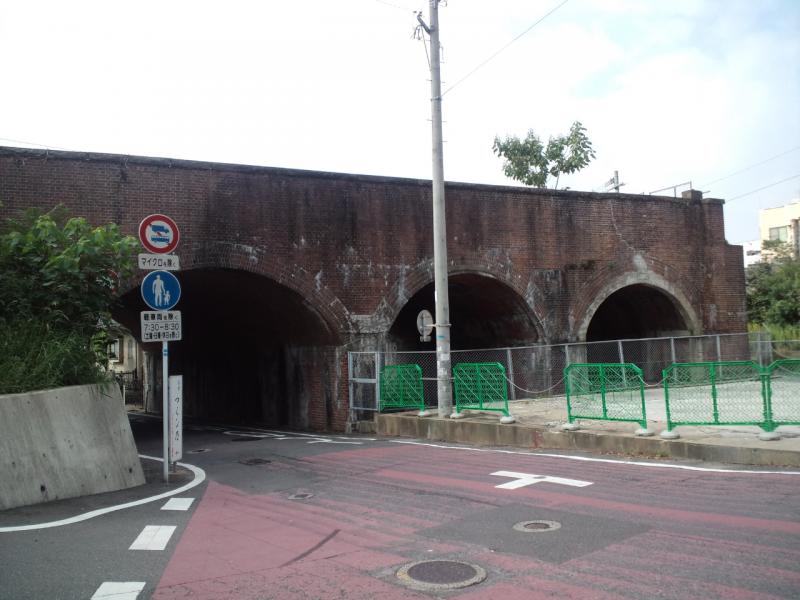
[138, 214, 181, 483]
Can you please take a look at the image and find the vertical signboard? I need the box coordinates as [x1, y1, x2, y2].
[169, 375, 183, 463]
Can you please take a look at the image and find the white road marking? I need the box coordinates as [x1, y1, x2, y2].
[0, 456, 205, 533]
[390, 440, 800, 475]
[129, 525, 177, 551]
[491, 470, 593, 489]
[161, 497, 194, 511]
[91, 581, 146, 599]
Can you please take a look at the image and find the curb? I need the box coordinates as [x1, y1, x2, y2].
[377, 413, 800, 467]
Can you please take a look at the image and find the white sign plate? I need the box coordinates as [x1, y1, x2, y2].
[169, 375, 183, 462]
[139, 253, 180, 271]
[140, 311, 182, 342]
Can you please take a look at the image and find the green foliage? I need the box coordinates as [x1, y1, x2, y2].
[746, 241, 800, 329]
[0, 320, 108, 394]
[0, 205, 137, 393]
[492, 121, 596, 188]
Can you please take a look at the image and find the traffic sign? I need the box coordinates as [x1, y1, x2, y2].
[139, 214, 180, 254]
[141, 270, 181, 310]
[417, 309, 434, 342]
[138, 253, 180, 271]
[140, 310, 182, 342]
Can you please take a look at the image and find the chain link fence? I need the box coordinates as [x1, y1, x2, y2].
[348, 332, 800, 416]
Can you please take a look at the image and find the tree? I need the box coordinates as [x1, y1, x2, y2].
[745, 240, 800, 329]
[492, 121, 596, 188]
[0, 205, 138, 393]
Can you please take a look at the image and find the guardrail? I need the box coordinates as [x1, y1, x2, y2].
[379, 364, 425, 413]
[662, 359, 800, 439]
[564, 363, 651, 434]
[452, 362, 511, 419]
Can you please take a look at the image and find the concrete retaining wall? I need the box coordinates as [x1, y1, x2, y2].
[0, 383, 145, 510]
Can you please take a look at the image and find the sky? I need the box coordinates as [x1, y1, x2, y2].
[1, 0, 798, 245]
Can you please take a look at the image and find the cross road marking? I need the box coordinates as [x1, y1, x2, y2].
[491, 471, 593, 490]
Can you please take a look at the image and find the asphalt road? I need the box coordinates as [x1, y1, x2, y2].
[1, 416, 799, 599]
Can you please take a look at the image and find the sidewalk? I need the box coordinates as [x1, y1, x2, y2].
[376, 392, 800, 468]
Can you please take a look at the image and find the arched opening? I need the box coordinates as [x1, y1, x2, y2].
[586, 284, 689, 342]
[584, 284, 690, 379]
[389, 273, 540, 350]
[115, 268, 339, 428]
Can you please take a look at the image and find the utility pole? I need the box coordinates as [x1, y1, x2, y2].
[418, 1, 453, 417]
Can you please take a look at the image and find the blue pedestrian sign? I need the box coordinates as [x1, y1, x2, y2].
[141, 270, 181, 311]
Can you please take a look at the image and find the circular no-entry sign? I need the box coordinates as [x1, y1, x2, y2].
[139, 214, 180, 254]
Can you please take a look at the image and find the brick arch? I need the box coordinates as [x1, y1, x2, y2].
[119, 242, 349, 343]
[383, 260, 549, 342]
[573, 269, 702, 343]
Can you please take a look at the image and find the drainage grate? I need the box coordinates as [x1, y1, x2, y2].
[230, 437, 259, 442]
[188, 448, 210, 454]
[513, 520, 561, 533]
[288, 492, 313, 500]
[396, 560, 486, 591]
[239, 458, 271, 466]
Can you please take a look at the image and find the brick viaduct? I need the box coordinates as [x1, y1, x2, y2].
[0, 147, 747, 431]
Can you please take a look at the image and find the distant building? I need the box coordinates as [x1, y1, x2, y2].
[759, 201, 800, 260]
[742, 240, 761, 267]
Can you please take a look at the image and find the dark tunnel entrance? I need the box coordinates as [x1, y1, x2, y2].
[585, 284, 690, 374]
[116, 269, 339, 428]
[389, 273, 540, 351]
[586, 284, 688, 342]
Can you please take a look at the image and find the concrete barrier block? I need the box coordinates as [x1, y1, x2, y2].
[0, 383, 145, 510]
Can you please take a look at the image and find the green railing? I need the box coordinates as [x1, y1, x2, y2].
[453, 362, 510, 417]
[564, 363, 648, 429]
[662, 360, 800, 434]
[379, 364, 424, 412]
[763, 359, 800, 431]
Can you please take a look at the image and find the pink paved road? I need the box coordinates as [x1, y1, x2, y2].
[153, 443, 800, 599]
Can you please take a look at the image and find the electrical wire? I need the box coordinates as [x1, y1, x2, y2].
[441, 0, 570, 97]
[726, 173, 800, 202]
[0, 137, 71, 151]
[700, 146, 800, 188]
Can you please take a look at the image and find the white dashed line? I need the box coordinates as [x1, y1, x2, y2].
[129, 525, 177, 551]
[161, 497, 194, 511]
[91, 581, 146, 599]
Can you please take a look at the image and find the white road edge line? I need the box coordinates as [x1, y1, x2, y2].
[91, 581, 146, 599]
[129, 525, 177, 551]
[390, 440, 800, 475]
[0, 456, 205, 533]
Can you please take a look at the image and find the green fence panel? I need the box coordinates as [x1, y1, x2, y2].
[379, 364, 424, 412]
[564, 363, 647, 428]
[765, 359, 800, 430]
[453, 362, 510, 416]
[662, 361, 766, 432]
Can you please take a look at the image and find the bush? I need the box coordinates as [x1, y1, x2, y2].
[0, 320, 109, 394]
[0, 205, 137, 394]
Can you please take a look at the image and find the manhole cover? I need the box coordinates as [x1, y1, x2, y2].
[396, 560, 486, 591]
[188, 448, 210, 454]
[239, 458, 271, 466]
[513, 520, 561, 533]
[288, 492, 313, 500]
[230, 437, 259, 442]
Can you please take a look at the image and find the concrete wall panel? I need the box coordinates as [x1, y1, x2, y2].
[0, 384, 145, 510]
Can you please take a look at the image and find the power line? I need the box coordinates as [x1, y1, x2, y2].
[371, 0, 417, 12]
[726, 173, 800, 202]
[701, 146, 800, 188]
[0, 137, 71, 151]
[441, 0, 570, 97]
